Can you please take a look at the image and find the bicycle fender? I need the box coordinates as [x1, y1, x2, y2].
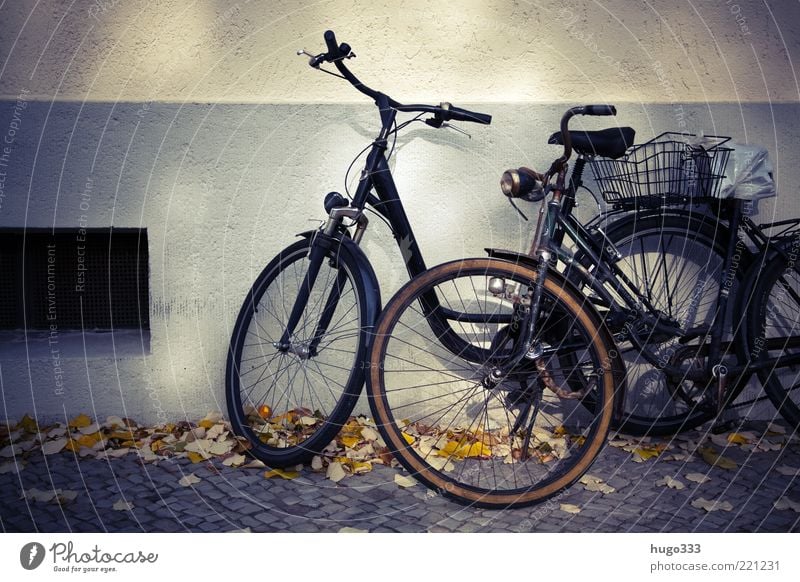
[298, 229, 382, 330]
[485, 248, 617, 307]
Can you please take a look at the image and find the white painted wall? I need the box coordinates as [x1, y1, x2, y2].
[0, 0, 799, 423]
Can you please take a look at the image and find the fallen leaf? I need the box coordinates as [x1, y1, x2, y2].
[22, 488, 57, 502]
[264, 468, 300, 480]
[776, 465, 800, 477]
[326, 461, 347, 483]
[685, 473, 711, 484]
[187, 452, 205, 463]
[360, 427, 380, 442]
[338, 526, 368, 533]
[78, 423, 101, 435]
[68, 414, 92, 429]
[18, 414, 39, 433]
[560, 503, 582, 514]
[178, 473, 202, 487]
[691, 497, 733, 512]
[47, 426, 67, 439]
[766, 422, 786, 435]
[42, 437, 67, 455]
[57, 490, 78, 504]
[632, 446, 663, 462]
[394, 474, 417, 488]
[222, 454, 246, 467]
[242, 459, 266, 469]
[310, 456, 324, 471]
[112, 499, 134, 511]
[655, 476, 685, 490]
[340, 436, 360, 449]
[401, 432, 415, 445]
[726, 432, 751, 445]
[699, 447, 737, 470]
[773, 497, 800, 512]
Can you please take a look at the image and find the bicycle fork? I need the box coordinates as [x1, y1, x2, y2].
[275, 209, 369, 358]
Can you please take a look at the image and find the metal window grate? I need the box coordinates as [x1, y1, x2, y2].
[0, 229, 149, 330]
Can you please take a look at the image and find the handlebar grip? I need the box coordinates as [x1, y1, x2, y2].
[447, 105, 492, 125]
[324, 30, 339, 54]
[582, 104, 617, 116]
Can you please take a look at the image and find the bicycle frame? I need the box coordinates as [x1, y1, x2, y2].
[277, 94, 508, 361]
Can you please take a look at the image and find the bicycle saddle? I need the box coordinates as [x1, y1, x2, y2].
[548, 127, 635, 159]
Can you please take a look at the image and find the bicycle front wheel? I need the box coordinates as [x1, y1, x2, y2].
[367, 259, 618, 508]
[745, 248, 800, 427]
[226, 237, 372, 467]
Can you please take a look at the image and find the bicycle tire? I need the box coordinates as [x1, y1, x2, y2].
[226, 237, 372, 466]
[367, 258, 618, 508]
[744, 246, 800, 427]
[574, 211, 752, 435]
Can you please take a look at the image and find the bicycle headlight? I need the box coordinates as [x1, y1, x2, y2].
[500, 167, 545, 201]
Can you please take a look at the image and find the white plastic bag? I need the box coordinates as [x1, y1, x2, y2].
[718, 143, 776, 200]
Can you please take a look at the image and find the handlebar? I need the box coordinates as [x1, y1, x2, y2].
[308, 30, 491, 126]
[549, 104, 617, 175]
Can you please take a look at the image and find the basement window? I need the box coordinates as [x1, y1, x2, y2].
[0, 228, 149, 331]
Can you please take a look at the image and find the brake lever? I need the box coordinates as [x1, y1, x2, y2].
[443, 123, 471, 139]
[296, 49, 325, 68]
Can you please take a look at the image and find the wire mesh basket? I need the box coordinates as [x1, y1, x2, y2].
[590, 132, 732, 207]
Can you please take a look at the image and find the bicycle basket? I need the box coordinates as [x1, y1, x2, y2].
[589, 132, 732, 207]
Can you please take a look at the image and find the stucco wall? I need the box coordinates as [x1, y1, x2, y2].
[1, 0, 799, 423]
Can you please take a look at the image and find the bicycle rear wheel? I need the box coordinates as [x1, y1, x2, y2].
[745, 248, 800, 427]
[367, 258, 618, 508]
[226, 237, 373, 466]
[575, 212, 751, 435]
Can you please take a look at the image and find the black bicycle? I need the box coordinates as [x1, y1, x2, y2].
[225, 31, 492, 466]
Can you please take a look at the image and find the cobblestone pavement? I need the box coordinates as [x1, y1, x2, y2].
[2, 422, 799, 533]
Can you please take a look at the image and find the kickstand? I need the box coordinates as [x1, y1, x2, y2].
[520, 389, 543, 460]
[710, 365, 730, 434]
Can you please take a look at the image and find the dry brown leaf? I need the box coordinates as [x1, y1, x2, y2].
[394, 474, 417, 488]
[222, 454, 246, 467]
[42, 437, 67, 455]
[263, 468, 300, 480]
[326, 461, 347, 483]
[112, 499, 134, 511]
[773, 497, 800, 512]
[178, 473, 202, 487]
[691, 497, 733, 512]
[685, 473, 711, 484]
[699, 447, 737, 470]
[655, 476, 685, 490]
[68, 414, 92, 429]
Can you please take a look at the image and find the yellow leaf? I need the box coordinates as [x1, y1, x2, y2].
[401, 432, 415, 445]
[198, 419, 215, 429]
[632, 446, 663, 461]
[108, 430, 135, 441]
[340, 436, 361, 449]
[553, 425, 568, 437]
[437, 441, 465, 458]
[462, 442, 492, 458]
[68, 414, 92, 429]
[350, 461, 372, 474]
[187, 451, 205, 463]
[264, 469, 300, 480]
[699, 447, 737, 470]
[75, 435, 100, 449]
[150, 440, 163, 452]
[18, 414, 38, 433]
[727, 433, 749, 445]
[64, 439, 80, 453]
